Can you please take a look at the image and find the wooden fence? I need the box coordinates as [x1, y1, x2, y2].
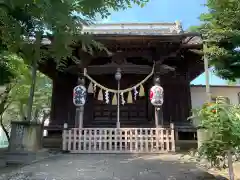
[62, 123, 175, 153]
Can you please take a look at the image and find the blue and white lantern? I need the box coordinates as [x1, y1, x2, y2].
[73, 85, 87, 106]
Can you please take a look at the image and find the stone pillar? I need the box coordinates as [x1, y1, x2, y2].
[6, 121, 44, 164]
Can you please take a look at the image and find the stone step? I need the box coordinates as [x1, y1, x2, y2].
[0, 155, 6, 168]
[84, 124, 154, 128]
[92, 118, 148, 121]
[87, 123, 151, 126]
[88, 120, 151, 124]
[5, 151, 38, 164]
[0, 148, 7, 167]
[84, 120, 153, 127]
[43, 136, 62, 149]
[5, 149, 51, 165]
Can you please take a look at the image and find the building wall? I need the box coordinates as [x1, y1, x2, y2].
[190, 86, 240, 108]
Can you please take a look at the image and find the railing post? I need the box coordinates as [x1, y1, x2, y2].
[170, 123, 175, 151]
[62, 123, 68, 151]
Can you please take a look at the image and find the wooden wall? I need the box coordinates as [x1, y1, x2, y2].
[83, 74, 151, 127]
[49, 72, 77, 128]
[49, 71, 192, 128]
[161, 73, 192, 126]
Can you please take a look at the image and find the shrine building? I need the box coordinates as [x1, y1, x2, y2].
[40, 22, 203, 153]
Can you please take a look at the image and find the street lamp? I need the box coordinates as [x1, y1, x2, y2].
[115, 68, 122, 128]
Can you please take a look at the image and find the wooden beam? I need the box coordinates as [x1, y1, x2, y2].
[155, 49, 181, 64]
[38, 60, 56, 79]
[87, 62, 176, 75]
[78, 48, 154, 61]
[188, 49, 204, 55]
[180, 43, 202, 49]
[155, 64, 176, 74]
[111, 50, 153, 62]
[87, 62, 152, 75]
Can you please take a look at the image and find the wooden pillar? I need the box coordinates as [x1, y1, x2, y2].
[153, 75, 164, 127]
[147, 82, 153, 122]
[74, 76, 85, 128]
[154, 108, 159, 127]
[49, 73, 77, 128]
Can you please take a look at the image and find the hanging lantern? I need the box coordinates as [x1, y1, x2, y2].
[149, 85, 164, 107]
[73, 85, 87, 106]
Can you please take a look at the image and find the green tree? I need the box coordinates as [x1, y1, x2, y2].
[0, 0, 149, 122]
[227, 80, 237, 86]
[0, 0, 149, 65]
[192, 0, 240, 80]
[0, 55, 52, 143]
[0, 54, 29, 141]
[189, 97, 240, 179]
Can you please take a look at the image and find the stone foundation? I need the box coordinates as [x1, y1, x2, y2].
[6, 121, 42, 164]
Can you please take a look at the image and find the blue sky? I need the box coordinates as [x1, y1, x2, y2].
[99, 0, 228, 85]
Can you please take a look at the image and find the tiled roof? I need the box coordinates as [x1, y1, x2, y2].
[40, 22, 202, 46]
[82, 22, 184, 35]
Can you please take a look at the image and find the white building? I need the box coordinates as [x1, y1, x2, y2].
[190, 85, 240, 108]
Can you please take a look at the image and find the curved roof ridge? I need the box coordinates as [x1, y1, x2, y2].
[82, 21, 183, 35]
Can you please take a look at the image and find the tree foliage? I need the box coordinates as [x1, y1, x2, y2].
[189, 97, 240, 170]
[0, 0, 149, 72]
[0, 55, 52, 120]
[194, 0, 240, 80]
[0, 0, 149, 124]
[6, 72, 52, 121]
[0, 55, 52, 142]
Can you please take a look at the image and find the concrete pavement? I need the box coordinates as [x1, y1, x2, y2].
[0, 154, 224, 180]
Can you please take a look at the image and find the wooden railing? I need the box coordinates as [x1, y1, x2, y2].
[62, 123, 175, 153]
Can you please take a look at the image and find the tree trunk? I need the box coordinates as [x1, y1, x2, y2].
[19, 103, 26, 121]
[26, 31, 41, 123]
[26, 59, 37, 122]
[34, 108, 40, 122]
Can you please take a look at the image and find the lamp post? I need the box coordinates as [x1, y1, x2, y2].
[115, 68, 122, 128]
[204, 44, 211, 102]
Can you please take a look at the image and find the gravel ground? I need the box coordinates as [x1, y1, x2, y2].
[0, 154, 226, 180]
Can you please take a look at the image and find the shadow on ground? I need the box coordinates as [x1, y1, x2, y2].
[0, 154, 228, 180]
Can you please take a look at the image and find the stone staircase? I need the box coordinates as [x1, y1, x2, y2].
[0, 148, 7, 167]
[43, 135, 62, 150]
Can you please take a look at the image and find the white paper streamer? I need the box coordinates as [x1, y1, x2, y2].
[121, 92, 125, 105]
[133, 86, 138, 100]
[105, 91, 109, 104]
[93, 84, 97, 95]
